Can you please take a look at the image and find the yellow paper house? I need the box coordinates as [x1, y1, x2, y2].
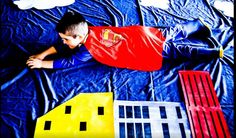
[34, 92, 114, 138]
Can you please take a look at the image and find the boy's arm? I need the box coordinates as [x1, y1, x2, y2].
[41, 60, 53, 68]
[26, 58, 53, 69]
[31, 46, 57, 60]
[26, 46, 57, 69]
[53, 46, 93, 69]
[27, 45, 93, 69]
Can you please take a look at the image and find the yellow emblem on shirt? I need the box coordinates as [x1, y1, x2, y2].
[101, 29, 123, 47]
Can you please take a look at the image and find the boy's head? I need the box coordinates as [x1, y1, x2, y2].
[56, 12, 89, 49]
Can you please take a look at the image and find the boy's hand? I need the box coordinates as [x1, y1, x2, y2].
[26, 57, 42, 69]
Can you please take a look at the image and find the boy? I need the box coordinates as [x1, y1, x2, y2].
[26, 12, 92, 69]
[26, 12, 223, 71]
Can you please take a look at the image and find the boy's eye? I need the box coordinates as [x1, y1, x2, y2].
[72, 35, 78, 39]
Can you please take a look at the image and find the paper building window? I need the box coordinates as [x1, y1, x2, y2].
[80, 122, 87, 131]
[126, 106, 133, 118]
[176, 106, 182, 119]
[179, 123, 186, 137]
[65, 106, 71, 114]
[135, 123, 142, 137]
[119, 105, 125, 118]
[127, 123, 134, 138]
[44, 121, 51, 130]
[119, 123, 125, 137]
[144, 123, 152, 137]
[162, 123, 170, 138]
[134, 106, 141, 118]
[142, 106, 149, 119]
[160, 106, 167, 119]
[98, 107, 104, 115]
[119, 105, 150, 119]
[119, 122, 152, 138]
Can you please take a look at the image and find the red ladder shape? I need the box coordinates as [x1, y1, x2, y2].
[178, 71, 231, 138]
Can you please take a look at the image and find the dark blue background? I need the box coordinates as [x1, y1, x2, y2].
[0, 0, 234, 137]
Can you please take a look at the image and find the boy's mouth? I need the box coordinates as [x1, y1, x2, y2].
[68, 45, 76, 49]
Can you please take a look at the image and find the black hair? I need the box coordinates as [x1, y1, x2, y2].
[56, 11, 86, 34]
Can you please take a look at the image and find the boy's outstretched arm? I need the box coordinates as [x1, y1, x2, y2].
[26, 46, 57, 69]
[30, 46, 57, 60]
[26, 58, 53, 69]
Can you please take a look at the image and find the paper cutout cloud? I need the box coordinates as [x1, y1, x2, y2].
[139, 0, 169, 10]
[13, 0, 75, 10]
[213, 1, 233, 17]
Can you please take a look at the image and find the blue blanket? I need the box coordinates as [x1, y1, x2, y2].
[0, 0, 234, 137]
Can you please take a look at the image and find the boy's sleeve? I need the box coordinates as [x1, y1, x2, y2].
[53, 45, 93, 69]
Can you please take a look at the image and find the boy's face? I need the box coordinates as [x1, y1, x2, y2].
[59, 33, 83, 49]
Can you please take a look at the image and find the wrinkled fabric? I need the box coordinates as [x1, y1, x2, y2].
[0, 0, 234, 137]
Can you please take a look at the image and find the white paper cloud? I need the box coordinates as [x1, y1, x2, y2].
[213, 1, 234, 17]
[14, 0, 75, 10]
[139, 0, 169, 10]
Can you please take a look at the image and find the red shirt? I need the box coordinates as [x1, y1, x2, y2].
[84, 26, 165, 71]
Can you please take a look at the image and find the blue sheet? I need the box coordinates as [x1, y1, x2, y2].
[0, 0, 234, 137]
